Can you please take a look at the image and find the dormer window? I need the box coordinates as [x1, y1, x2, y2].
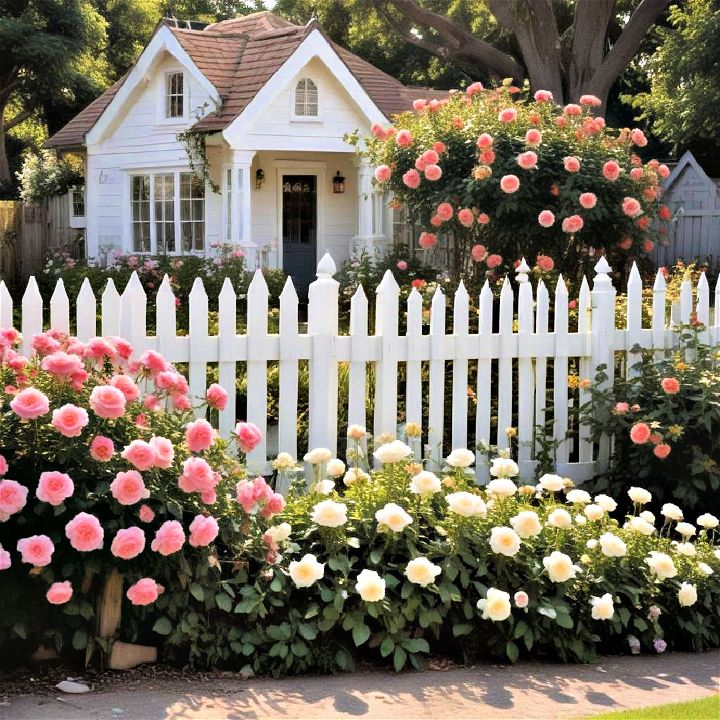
[166, 72, 184, 118]
[294, 78, 318, 117]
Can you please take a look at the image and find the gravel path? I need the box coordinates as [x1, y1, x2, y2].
[2, 651, 718, 720]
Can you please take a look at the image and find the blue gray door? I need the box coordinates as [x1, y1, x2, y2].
[282, 175, 317, 297]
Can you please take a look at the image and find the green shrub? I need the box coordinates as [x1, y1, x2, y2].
[18, 151, 84, 204]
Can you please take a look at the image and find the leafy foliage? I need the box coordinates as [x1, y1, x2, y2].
[17, 151, 84, 204]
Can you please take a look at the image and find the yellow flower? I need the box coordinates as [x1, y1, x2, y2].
[667, 424, 684, 439]
[567, 374, 579, 389]
[405, 422, 422, 438]
[505, 427, 517, 438]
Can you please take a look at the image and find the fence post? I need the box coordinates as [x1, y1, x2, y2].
[307, 253, 339, 457]
[374, 270, 400, 445]
[591, 256, 617, 473]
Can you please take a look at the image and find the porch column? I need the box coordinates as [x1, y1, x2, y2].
[230, 150, 257, 267]
[353, 157, 374, 251]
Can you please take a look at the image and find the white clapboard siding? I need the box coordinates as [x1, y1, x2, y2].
[2, 253, 718, 484]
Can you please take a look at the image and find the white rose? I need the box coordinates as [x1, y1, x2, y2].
[347, 424, 367, 440]
[675, 522, 696, 538]
[265, 522, 292, 543]
[510, 510, 542, 539]
[566, 489, 591, 504]
[326, 459, 346, 478]
[715, 549, 720, 562]
[314, 479, 336, 495]
[409, 471, 442, 495]
[375, 503, 413, 532]
[477, 588, 512, 621]
[661, 503, 683, 521]
[289, 554, 325, 588]
[575, 514, 587, 525]
[446, 491, 487, 517]
[486, 478, 517, 498]
[594, 494, 618, 512]
[543, 551, 580, 583]
[489, 457, 519, 478]
[627, 516, 655, 535]
[489, 527, 522, 557]
[586, 539, 598, 549]
[311, 499, 348, 528]
[404, 557, 442, 587]
[697, 513, 719, 529]
[343, 468, 369, 486]
[675, 542, 696, 556]
[698, 562, 714, 576]
[640, 511, 656, 524]
[272, 452, 297, 471]
[446, 448, 476, 468]
[599, 532, 627, 557]
[355, 569, 386, 602]
[304, 447, 333, 464]
[645, 551, 677, 580]
[590, 592, 614, 620]
[628, 486, 652, 505]
[584, 504, 605, 521]
[539, 474, 565, 492]
[678, 582, 697, 607]
[374, 440, 412, 464]
[547, 508, 573, 529]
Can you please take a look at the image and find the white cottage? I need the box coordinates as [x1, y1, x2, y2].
[46, 11, 438, 292]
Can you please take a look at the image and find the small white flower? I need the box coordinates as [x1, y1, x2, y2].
[289, 554, 325, 588]
[446, 491, 487, 517]
[675, 542, 696, 557]
[628, 486, 652, 505]
[343, 468, 369, 486]
[477, 588, 512, 621]
[675, 522, 696, 538]
[355, 569, 386, 602]
[486, 478, 517, 498]
[590, 593, 614, 620]
[698, 562, 714, 576]
[373, 440, 412, 464]
[547, 508, 573, 529]
[543, 551, 580, 583]
[697, 513, 719, 529]
[375, 503, 413, 532]
[311, 499, 348, 528]
[584, 504, 605, 521]
[678, 582, 697, 607]
[272, 452, 297, 471]
[640, 510, 656, 524]
[265, 522, 292, 543]
[489, 527, 522, 557]
[446, 448, 475, 468]
[404, 557, 442, 587]
[490, 457, 519, 478]
[510, 510, 542, 539]
[627, 516, 655, 536]
[539, 474, 565, 492]
[575, 514, 587, 525]
[661, 503, 683, 521]
[409, 471, 442, 495]
[586, 539, 598, 549]
[566, 489, 591, 504]
[599, 532, 627, 557]
[594, 494, 618, 512]
[304, 447, 333, 464]
[645, 551, 677, 580]
[314, 479, 336, 495]
[325, 459, 346, 478]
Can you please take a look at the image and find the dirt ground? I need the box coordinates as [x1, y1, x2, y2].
[1, 650, 718, 720]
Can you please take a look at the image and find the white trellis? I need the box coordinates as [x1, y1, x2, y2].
[0, 253, 718, 482]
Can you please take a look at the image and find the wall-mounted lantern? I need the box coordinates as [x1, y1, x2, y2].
[332, 170, 345, 194]
[255, 168, 265, 190]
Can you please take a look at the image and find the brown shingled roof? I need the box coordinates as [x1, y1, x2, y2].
[46, 11, 444, 150]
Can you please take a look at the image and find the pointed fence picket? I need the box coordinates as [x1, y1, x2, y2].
[2, 253, 718, 483]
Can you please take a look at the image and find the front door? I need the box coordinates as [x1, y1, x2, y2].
[281, 175, 317, 297]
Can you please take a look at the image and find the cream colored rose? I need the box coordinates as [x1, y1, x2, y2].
[543, 551, 579, 583]
[715, 549, 720, 561]
[698, 562, 714, 576]
[404, 557, 442, 587]
[289, 554, 325, 588]
[547, 508, 572, 529]
[510, 510, 542, 539]
[343, 468, 369, 486]
[599, 532, 627, 557]
[311, 499, 348, 528]
[375, 503, 413, 532]
[347, 424, 367, 440]
[314, 479, 335, 495]
[374, 440, 412, 464]
[628, 486, 652, 505]
[645, 551, 677, 579]
[675, 542, 696, 556]
[446, 491, 487, 517]
[627, 516, 655, 535]
[486, 478, 517, 498]
[697, 513, 719, 529]
[661, 503, 683, 521]
[590, 592, 614, 620]
[355, 569, 386, 602]
[539, 474, 565, 492]
[489, 457, 519, 478]
[265, 522, 292, 543]
[304, 447, 333, 464]
[446, 448, 475, 468]
[594, 494, 618, 512]
[272, 452, 297, 471]
[575, 514, 587, 525]
[326, 459, 346, 478]
[678, 582, 697, 607]
[584, 504, 605, 521]
[566, 489, 591, 504]
[489, 527, 522, 557]
[640, 510, 656, 524]
[477, 588, 512, 621]
[675, 522, 696, 538]
[409, 471, 442, 495]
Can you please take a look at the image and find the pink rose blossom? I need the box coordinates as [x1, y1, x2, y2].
[36, 471, 74, 506]
[514, 590, 529, 608]
[477, 213, 490, 225]
[436, 202, 454, 221]
[564, 103, 582, 116]
[466, 81, 483, 96]
[185, 419, 215, 453]
[525, 129, 542, 146]
[188, 515, 219, 547]
[0, 545, 10, 570]
[17, 535, 54, 566]
[486, 254, 502, 269]
[171, 394, 191, 411]
[424, 164, 442, 181]
[412, 98, 426, 111]
[51, 404, 89, 438]
[235, 422, 262, 453]
[89, 385, 126, 419]
[418, 232, 437, 249]
[40, 351, 84, 378]
[603, 160, 621, 181]
[10, 387, 50, 420]
[517, 151, 537, 170]
[457, 208, 474, 227]
[85, 337, 117, 362]
[127, 578, 164, 606]
[564, 156, 581, 173]
[500, 174, 520, 193]
[631, 128, 648, 147]
[476, 133, 493, 148]
[46, 581, 73, 605]
[402, 169, 420, 189]
[498, 108, 517, 122]
[110, 470, 149, 506]
[178, 456, 219, 497]
[534, 90, 553, 102]
[0, 479, 28, 516]
[65, 512, 104, 551]
[110, 374, 140, 402]
[421, 150, 439, 166]
[471, 244, 487, 262]
[121, 440, 157, 471]
[90, 436, 115, 462]
[615, 402, 630, 414]
[630, 422, 651, 445]
[374, 165, 391, 182]
[538, 210, 555, 227]
[562, 215, 584, 234]
[111, 527, 146, 559]
[138, 504, 155, 523]
[537, 255, 555, 272]
[396, 260, 408, 271]
[31, 333, 60, 355]
[396, 129, 413, 147]
[579, 192, 597, 209]
[622, 197, 643, 218]
[579, 94, 602, 107]
[653, 444, 671, 459]
[148, 436, 174, 469]
[151, 520, 185, 556]
[206, 383, 228, 411]
[618, 236, 633, 251]
[661, 377, 680, 394]
[658, 164, 670, 178]
[138, 350, 168, 374]
[0, 455, 7, 476]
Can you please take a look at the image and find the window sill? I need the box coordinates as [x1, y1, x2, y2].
[290, 117, 324, 125]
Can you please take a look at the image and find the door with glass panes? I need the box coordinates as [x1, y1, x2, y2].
[281, 175, 317, 296]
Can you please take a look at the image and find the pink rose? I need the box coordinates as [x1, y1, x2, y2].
[374, 165, 391, 182]
[36, 471, 74, 506]
[658, 164, 670, 178]
[0, 544, 10, 570]
[110, 470, 149, 505]
[85, 337, 117, 362]
[477, 213, 490, 225]
[51, 404, 89, 438]
[653, 444, 671, 459]
[622, 197, 642, 218]
[185, 419, 215, 453]
[433, 141, 446, 154]
[602, 160, 621, 181]
[0, 479, 28, 516]
[17, 535, 54, 566]
[563, 156, 581, 173]
[46, 581, 73, 605]
[40, 351, 84, 378]
[486, 254, 502, 269]
[148, 436, 174, 469]
[538, 210, 555, 228]
[172, 394, 191, 411]
[436, 202, 453, 221]
[579, 192, 597, 209]
[498, 108, 517, 122]
[471, 244, 487, 262]
[517, 151, 537, 170]
[206, 383, 228, 411]
[421, 150, 439, 166]
[476, 132, 493, 148]
[111, 527, 146, 560]
[661, 377, 680, 394]
[402, 169, 420, 189]
[537, 255, 555, 272]
[178, 456, 218, 496]
[188, 514, 219, 547]
[395, 129, 413, 147]
[525, 129, 542, 146]
[89, 385, 126, 419]
[564, 103, 582, 116]
[110, 374, 140, 402]
[418, 232, 437, 249]
[579, 94, 602, 107]
[10, 387, 50, 420]
[466, 81, 483, 96]
[457, 208, 474, 227]
[396, 260, 408, 271]
[90, 436, 115, 462]
[630, 422, 651, 445]
[138, 350, 168, 374]
[138, 504, 155, 523]
[31, 333, 60, 356]
[424, 164, 442, 181]
[534, 90, 553, 102]
[412, 98, 426, 111]
[562, 215, 584, 233]
[235, 422, 262, 454]
[65, 512, 104, 552]
[500, 175, 520, 193]
[126, 578, 164, 606]
[614, 402, 629, 414]
[514, 590, 529, 608]
[151, 520, 185, 556]
[631, 128, 648, 147]
[261, 493, 285, 518]
[121, 440, 157, 471]
[0, 454, 7, 476]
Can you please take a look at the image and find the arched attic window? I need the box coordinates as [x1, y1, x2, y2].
[294, 78, 319, 117]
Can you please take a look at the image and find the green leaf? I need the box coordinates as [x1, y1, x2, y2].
[270, 577, 283, 592]
[380, 637, 395, 657]
[452, 623, 473, 637]
[403, 638, 429, 654]
[538, 606, 557, 620]
[352, 623, 371, 647]
[634, 617, 648, 632]
[335, 648, 351, 670]
[189, 583, 205, 602]
[513, 620, 529, 639]
[215, 593, 232, 612]
[72, 628, 88, 650]
[298, 623, 318, 640]
[393, 646, 407, 672]
[506, 640, 519, 663]
[153, 617, 173, 635]
[370, 548, 383, 564]
[556, 613, 574, 629]
[234, 598, 257, 614]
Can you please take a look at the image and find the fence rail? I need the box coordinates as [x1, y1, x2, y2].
[0, 253, 718, 482]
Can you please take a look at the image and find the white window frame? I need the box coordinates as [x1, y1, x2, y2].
[124, 168, 205, 255]
[291, 77, 321, 122]
[68, 186, 86, 229]
[157, 69, 188, 125]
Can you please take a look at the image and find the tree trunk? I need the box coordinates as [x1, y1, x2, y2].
[0, 113, 11, 190]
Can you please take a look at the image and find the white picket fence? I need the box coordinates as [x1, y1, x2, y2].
[0, 253, 718, 482]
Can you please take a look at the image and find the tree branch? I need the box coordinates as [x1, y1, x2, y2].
[4, 108, 33, 131]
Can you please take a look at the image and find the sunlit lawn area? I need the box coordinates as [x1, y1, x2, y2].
[579, 695, 720, 720]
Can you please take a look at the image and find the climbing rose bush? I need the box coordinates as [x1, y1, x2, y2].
[365, 83, 671, 283]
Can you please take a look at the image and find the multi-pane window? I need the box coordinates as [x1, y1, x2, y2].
[154, 174, 175, 253]
[180, 172, 205, 252]
[166, 72, 184, 118]
[225, 168, 232, 241]
[294, 78, 318, 117]
[131, 176, 151, 252]
[71, 187, 85, 217]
